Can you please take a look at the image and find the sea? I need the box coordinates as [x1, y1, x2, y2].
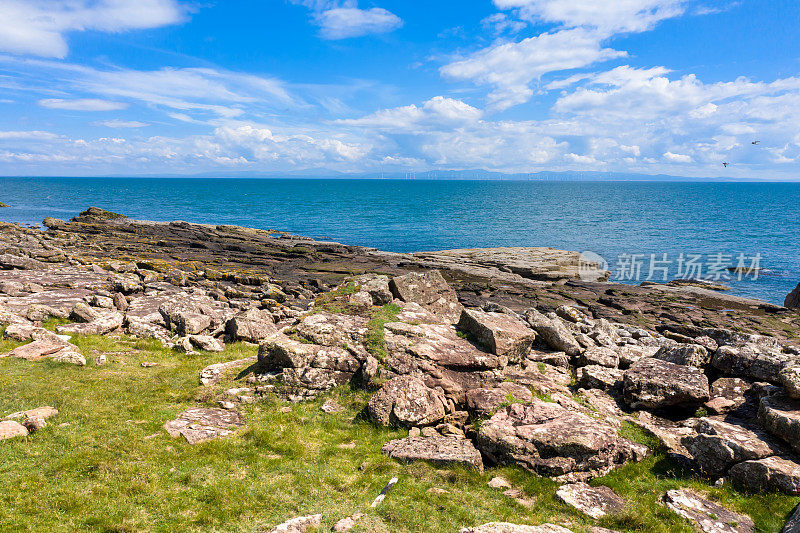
[0, 177, 797, 306]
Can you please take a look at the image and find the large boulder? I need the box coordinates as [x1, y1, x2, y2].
[381, 435, 484, 472]
[712, 344, 794, 384]
[576, 365, 623, 391]
[729, 455, 800, 495]
[56, 312, 123, 336]
[225, 308, 277, 343]
[663, 489, 754, 533]
[6, 338, 79, 361]
[384, 321, 507, 373]
[555, 482, 625, 519]
[523, 309, 582, 357]
[654, 344, 710, 368]
[351, 273, 392, 305]
[682, 417, 783, 477]
[623, 358, 709, 409]
[0, 420, 28, 441]
[476, 400, 646, 481]
[292, 312, 368, 354]
[159, 302, 212, 336]
[780, 366, 800, 399]
[576, 346, 619, 368]
[367, 375, 446, 428]
[465, 382, 533, 417]
[786, 282, 800, 309]
[759, 393, 800, 453]
[457, 309, 535, 362]
[389, 270, 463, 324]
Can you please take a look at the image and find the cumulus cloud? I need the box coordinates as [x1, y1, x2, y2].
[291, 0, 402, 39]
[0, 0, 186, 58]
[442, 28, 626, 110]
[38, 98, 127, 111]
[337, 96, 483, 129]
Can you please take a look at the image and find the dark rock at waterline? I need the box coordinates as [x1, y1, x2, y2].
[787, 282, 800, 310]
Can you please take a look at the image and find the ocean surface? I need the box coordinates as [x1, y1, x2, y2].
[0, 177, 798, 305]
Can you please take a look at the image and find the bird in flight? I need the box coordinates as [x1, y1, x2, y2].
[722, 162, 729, 167]
[752, 140, 760, 145]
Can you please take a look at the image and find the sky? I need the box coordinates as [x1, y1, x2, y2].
[0, 0, 799, 178]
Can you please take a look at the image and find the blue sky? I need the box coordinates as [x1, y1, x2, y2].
[0, 0, 799, 178]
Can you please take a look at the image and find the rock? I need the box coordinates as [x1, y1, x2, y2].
[164, 407, 244, 444]
[457, 309, 535, 362]
[225, 308, 277, 343]
[654, 344, 710, 368]
[367, 375, 446, 428]
[381, 435, 484, 472]
[112, 292, 128, 311]
[4, 406, 58, 421]
[320, 399, 343, 413]
[708, 378, 757, 415]
[7, 338, 78, 361]
[266, 514, 322, 533]
[70, 302, 100, 323]
[293, 312, 368, 353]
[786, 282, 800, 309]
[90, 295, 114, 308]
[623, 358, 709, 409]
[0, 280, 24, 295]
[331, 513, 364, 532]
[576, 365, 623, 391]
[384, 321, 506, 373]
[466, 382, 533, 417]
[683, 417, 783, 477]
[662, 489, 754, 533]
[524, 309, 582, 357]
[0, 254, 45, 270]
[729, 455, 800, 495]
[56, 312, 123, 336]
[459, 524, 573, 533]
[125, 317, 172, 344]
[783, 502, 800, 532]
[3, 324, 60, 342]
[759, 393, 800, 452]
[712, 344, 793, 384]
[351, 273, 392, 305]
[488, 476, 512, 489]
[555, 482, 625, 519]
[188, 335, 224, 352]
[781, 366, 800, 399]
[95, 354, 107, 366]
[555, 305, 587, 323]
[476, 400, 646, 481]
[52, 351, 87, 365]
[576, 347, 619, 368]
[389, 270, 463, 323]
[0, 420, 28, 440]
[159, 302, 212, 336]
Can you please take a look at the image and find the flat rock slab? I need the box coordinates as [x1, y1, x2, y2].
[729, 455, 800, 495]
[4, 406, 58, 422]
[555, 482, 625, 519]
[459, 524, 573, 533]
[457, 308, 535, 362]
[7, 339, 78, 361]
[199, 356, 258, 386]
[759, 393, 800, 453]
[164, 407, 244, 444]
[623, 358, 709, 409]
[266, 514, 322, 533]
[382, 435, 484, 472]
[663, 489, 754, 533]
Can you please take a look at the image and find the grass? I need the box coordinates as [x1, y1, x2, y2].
[0, 334, 798, 532]
[365, 303, 401, 361]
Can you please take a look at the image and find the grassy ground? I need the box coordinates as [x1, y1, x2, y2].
[0, 333, 798, 532]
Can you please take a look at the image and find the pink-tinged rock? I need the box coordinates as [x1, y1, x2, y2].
[164, 407, 244, 444]
[382, 434, 484, 472]
[0, 420, 28, 440]
[457, 308, 535, 362]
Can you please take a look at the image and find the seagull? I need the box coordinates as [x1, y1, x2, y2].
[752, 140, 760, 145]
[722, 162, 729, 167]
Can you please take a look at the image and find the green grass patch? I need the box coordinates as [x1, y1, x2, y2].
[365, 303, 401, 361]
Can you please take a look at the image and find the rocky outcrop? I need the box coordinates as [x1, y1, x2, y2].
[663, 489, 754, 533]
[654, 344, 710, 368]
[225, 308, 277, 343]
[781, 366, 800, 399]
[389, 270, 463, 323]
[786, 282, 800, 309]
[476, 400, 646, 481]
[523, 309, 582, 357]
[623, 358, 709, 409]
[465, 382, 533, 417]
[759, 393, 800, 453]
[729, 455, 800, 494]
[381, 435, 484, 472]
[712, 344, 793, 384]
[367, 375, 447, 428]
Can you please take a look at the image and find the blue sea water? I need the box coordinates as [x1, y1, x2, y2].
[0, 177, 798, 306]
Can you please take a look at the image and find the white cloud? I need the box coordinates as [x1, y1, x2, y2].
[441, 28, 626, 110]
[481, 13, 526, 35]
[0, 130, 61, 140]
[337, 96, 482, 129]
[38, 98, 128, 111]
[494, 0, 686, 32]
[291, 1, 402, 39]
[94, 119, 148, 128]
[316, 7, 402, 39]
[0, 0, 185, 58]
[663, 151, 692, 163]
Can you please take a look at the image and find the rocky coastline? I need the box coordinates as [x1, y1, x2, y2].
[2, 207, 800, 532]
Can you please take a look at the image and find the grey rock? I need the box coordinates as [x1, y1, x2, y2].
[576, 346, 619, 368]
[786, 282, 800, 309]
[729, 455, 800, 495]
[457, 308, 535, 363]
[524, 309, 582, 357]
[188, 334, 224, 352]
[654, 344, 710, 368]
[759, 393, 800, 453]
[164, 407, 244, 444]
[389, 270, 463, 324]
[226, 308, 278, 343]
[465, 382, 533, 417]
[663, 489, 754, 533]
[623, 358, 709, 409]
[367, 375, 446, 428]
[0, 420, 28, 440]
[459, 523, 573, 533]
[576, 365, 623, 391]
[712, 344, 793, 384]
[780, 365, 800, 399]
[266, 514, 322, 533]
